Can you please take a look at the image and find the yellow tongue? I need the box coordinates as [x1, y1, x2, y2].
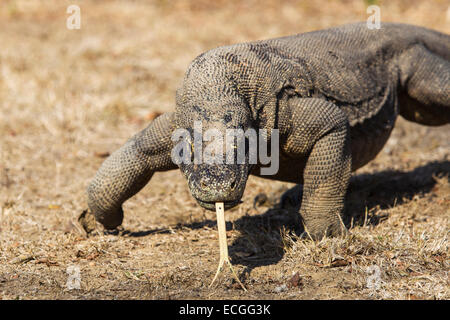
[209, 202, 247, 291]
[216, 202, 228, 260]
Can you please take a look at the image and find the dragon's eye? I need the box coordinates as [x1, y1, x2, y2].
[224, 113, 232, 123]
[176, 138, 193, 165]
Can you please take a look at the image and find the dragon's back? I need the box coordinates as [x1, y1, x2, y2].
[224, 22, 448, 125]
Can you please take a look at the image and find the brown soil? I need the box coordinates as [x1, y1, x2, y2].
[0, 0, 449, 299]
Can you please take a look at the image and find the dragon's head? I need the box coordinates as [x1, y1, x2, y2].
[174, 93, 253, 211]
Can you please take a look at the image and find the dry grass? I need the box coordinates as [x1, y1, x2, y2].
[0, 0, 449, 299]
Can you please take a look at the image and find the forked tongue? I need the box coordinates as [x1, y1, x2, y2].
[209, 202, 247, 291]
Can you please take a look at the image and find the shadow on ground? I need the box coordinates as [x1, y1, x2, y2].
[117, 160, 449, 278]
[228, 160, 449, 276]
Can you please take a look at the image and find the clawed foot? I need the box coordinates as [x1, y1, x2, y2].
[78, 209, 97, 235]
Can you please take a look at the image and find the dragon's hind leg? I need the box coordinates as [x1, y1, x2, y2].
[398, 44, 450, 126]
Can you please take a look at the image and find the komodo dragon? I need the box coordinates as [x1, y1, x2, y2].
[86, 22, 449, 239]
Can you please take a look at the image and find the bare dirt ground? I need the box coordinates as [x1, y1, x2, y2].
[0, 0, 449, 300]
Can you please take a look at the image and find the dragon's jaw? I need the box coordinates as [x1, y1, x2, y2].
[181, 162, 253, 211]
[195, 198, 241, 210]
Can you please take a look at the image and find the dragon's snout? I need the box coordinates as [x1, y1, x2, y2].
[182, 163, 249, 210]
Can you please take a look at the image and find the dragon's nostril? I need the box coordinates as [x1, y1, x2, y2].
[199, 178, 208, 189]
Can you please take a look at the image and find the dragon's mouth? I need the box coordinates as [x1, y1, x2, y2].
[195, 198, 242, 210]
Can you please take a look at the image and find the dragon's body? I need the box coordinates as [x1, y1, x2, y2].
[87, 23, 449, 239]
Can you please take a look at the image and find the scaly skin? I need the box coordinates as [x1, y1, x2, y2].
[87, 22, 449, 239]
